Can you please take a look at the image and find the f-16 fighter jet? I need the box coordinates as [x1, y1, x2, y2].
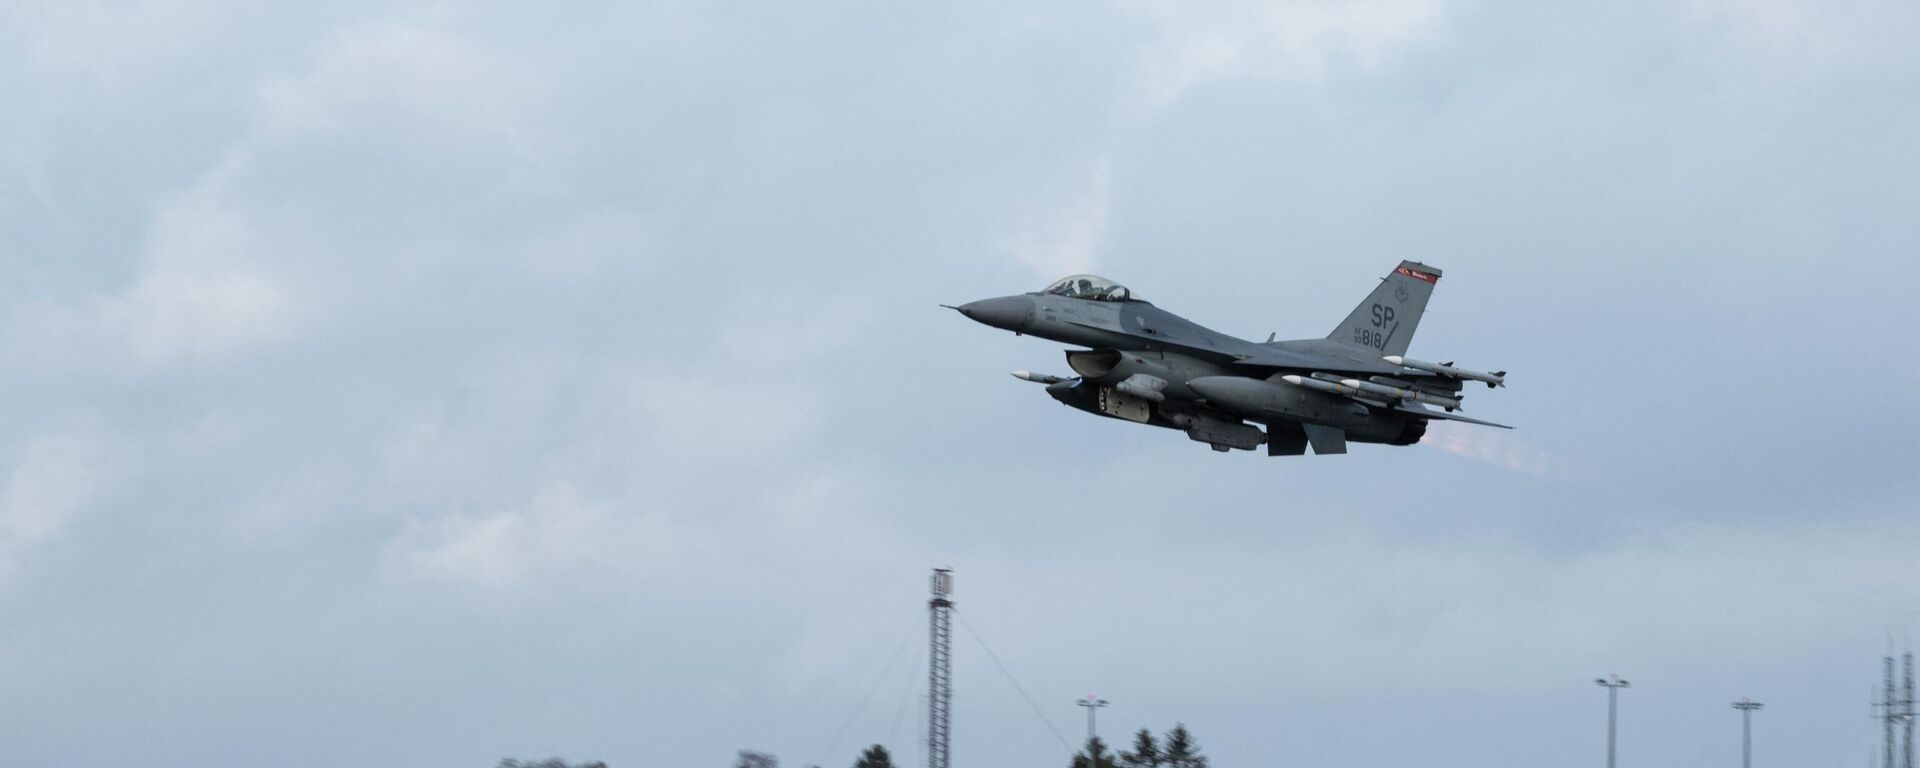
[951, 262, 1510, 455]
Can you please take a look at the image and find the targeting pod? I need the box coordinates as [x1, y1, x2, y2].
[1383, 355, 1507, 388]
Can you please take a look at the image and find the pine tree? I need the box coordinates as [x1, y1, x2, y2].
[736, 750, 779, 768]
[853, 744, 893, 768]
[1161, 724, 1207, 768]
[1070, 735, 1120, 768]
[1120, 728, 1162, 768]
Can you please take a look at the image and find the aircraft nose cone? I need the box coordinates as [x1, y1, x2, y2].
[956, 296, 1033, 332]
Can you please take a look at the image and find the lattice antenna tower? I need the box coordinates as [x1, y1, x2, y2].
[928, 569, 954, 768]
[1904, 651, 1915, 768]
[1886, 655, 1899, 768]
[1879, 652, 1918, 768]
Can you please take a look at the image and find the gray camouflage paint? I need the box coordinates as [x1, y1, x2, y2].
[955, 261, 1507, 455]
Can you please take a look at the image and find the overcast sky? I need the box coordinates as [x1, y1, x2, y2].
[5, 1, 1920, 766]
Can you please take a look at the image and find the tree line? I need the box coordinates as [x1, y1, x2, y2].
[1073, 724, 1207, 768]
[729, 722, 1207, 768]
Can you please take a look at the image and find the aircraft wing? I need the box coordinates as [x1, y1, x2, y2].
[1232, 342, 1404, 375]
[1392, 405, 1514, 429]
[1229, 346, 1334, 369]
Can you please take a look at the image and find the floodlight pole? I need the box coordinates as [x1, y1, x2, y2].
[1078, 695, 1109, 743]
[1733, 699, 1763, 768]
[1596, 675, 1630, 768]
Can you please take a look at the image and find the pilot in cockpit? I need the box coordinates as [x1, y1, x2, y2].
[1042, 274, 1132, 302]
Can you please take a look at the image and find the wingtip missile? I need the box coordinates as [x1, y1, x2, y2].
[1284, 373, 1462, 410]
[1384, 356, 1507, 387]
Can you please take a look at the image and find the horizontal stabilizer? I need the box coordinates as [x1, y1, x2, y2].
[1393, 406, 1513, 429]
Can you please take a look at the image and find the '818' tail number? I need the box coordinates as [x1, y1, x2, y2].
[1354, 303, 1397, 350]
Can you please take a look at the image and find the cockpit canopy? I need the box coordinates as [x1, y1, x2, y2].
[1041, 274, 1132, 302]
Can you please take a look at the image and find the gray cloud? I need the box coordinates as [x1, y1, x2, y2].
[3, 0, 1917, 766]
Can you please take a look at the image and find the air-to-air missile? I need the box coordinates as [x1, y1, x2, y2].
[1382, 355, 1506, 388]
[1279, 374, 1463, 411]
[1010, 371, 1068, 385]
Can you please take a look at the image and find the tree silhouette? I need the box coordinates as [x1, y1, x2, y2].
[736, 750, 778, 768]
[853, 744, 893, 768]
[1162, 724, 1207, 768]
[1070, 735, 1120, 768]
[1120, 728, 1162, 768]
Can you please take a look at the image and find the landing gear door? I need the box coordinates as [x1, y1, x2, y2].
[1097, 387, 1150, 423]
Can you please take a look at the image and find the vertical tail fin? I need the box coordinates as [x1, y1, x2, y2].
[1328, 261, 1440, 357]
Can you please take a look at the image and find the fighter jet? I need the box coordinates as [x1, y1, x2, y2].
[951, 261, 1510, 455]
